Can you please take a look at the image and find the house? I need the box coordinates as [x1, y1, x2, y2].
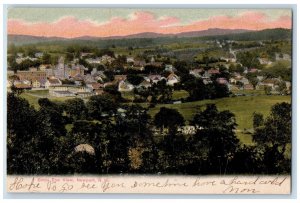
[202, 77, 213, 85]
[275, 53, 291, 61]
[220, 57, 236, 63]
[86, 82, 103, 91]
[166, 73, 180, 86]
[7, 80, 13, 88]
[237, 77, 250, 85]
[259, 78, 280, 90]
[258, 58, 272, 65]
[148, 75, 165, 84]
[285, 81, 291, 90]
[228, 84, 239, 91]
[35, 52, 43, 58]
[101, 55, 115, 64]
[14, 83, 32, 90]
[165, 64, 176, 72]
[126, 57, 135, 63]
[208, 69, 220, 75]
[21, 79, 31, 85]
[150, 56, 155, 63]
[86, 58, 102, 64]
[203, 69, 219, 78]
[149, 61, 163, 68]
[138, 80, 152, 89]
[49, 85, 90, 97]
[7, 71, 15, 77]
[243, 84, 254, 90]
[45, 78, 62, 89]
[68, 64, 86, 78]
[189, 68, 203, 78]
[83, 74, 97, 83]
[178, 126, 196, 135]
[118, 80, 134, 92]
[80, 52, 93, 58]
[232, 72, 242, 79]
[134, 60, 146, 67]
[248, 68, 259, 73]
[16, 56, 38, 64]
[229, 78, 237, 84]
[114, 75, 127, 82]
[216, 78, 229, 85]
[17, 53, 24, 58]
[257, 76, 264, 81]
[91, 70, 107, 82]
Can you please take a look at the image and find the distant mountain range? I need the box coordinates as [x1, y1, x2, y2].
[8, 28, 251, 45]
[8, 28, 292, 46]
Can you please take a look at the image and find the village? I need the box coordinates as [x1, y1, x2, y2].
[7, 41, 291, 101]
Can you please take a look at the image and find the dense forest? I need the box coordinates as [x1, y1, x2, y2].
[7, 91, 291, 175]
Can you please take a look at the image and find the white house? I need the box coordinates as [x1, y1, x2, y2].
[166, 73, 180, 86]
[118, 80, 134, 92]
[45, 78, 62, 89]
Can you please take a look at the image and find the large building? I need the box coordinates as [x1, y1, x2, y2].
[16, 70, 47, 82]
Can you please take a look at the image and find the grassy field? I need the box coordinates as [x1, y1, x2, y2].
[231, 89, 265, 95]
[147, 95, 291, 145]
[172, 90, 189, 100]
[20, 90, 290, 145]
[20, 90, 76, 109]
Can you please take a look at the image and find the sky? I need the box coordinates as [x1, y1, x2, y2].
[7, 7, 292, 38]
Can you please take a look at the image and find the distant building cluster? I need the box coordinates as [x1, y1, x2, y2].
[7, 47, 291, 98]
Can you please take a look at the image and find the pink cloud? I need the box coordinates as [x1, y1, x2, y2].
[7, 11, 291, 38]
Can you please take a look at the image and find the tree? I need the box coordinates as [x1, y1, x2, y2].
[212, 81, 230, 99]
[41, 52, 51, 64]
[236, 51, 261, 68]
[174, 61, 189, 75]
[181, 76, 207, 101]
[190, 104, 239, 174]
[127, 74, 144, 86]
[64, 98, 87, 121]
[38, 98, 66, 138]
[154, 107, 184, 133]
[247, 74, 259, 89]
[252, 112, 264, 129]
[264, 86, 272, 95]
[7, 94, 63, 174]
[261, 61, 291, 81]
[157, 130, 189, 173]
[67, 120, 112, 174]
[228, 145, 263, 174]
[114, 105, 154, 173]
[253, 102, 291, 156]
[149, 79, 173, 103]
[7, 93, 39, 174]
[86, 95, 118, 120]
[278, 81, 287, 95]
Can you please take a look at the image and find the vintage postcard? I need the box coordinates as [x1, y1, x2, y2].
[6, 6, 293, 194]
